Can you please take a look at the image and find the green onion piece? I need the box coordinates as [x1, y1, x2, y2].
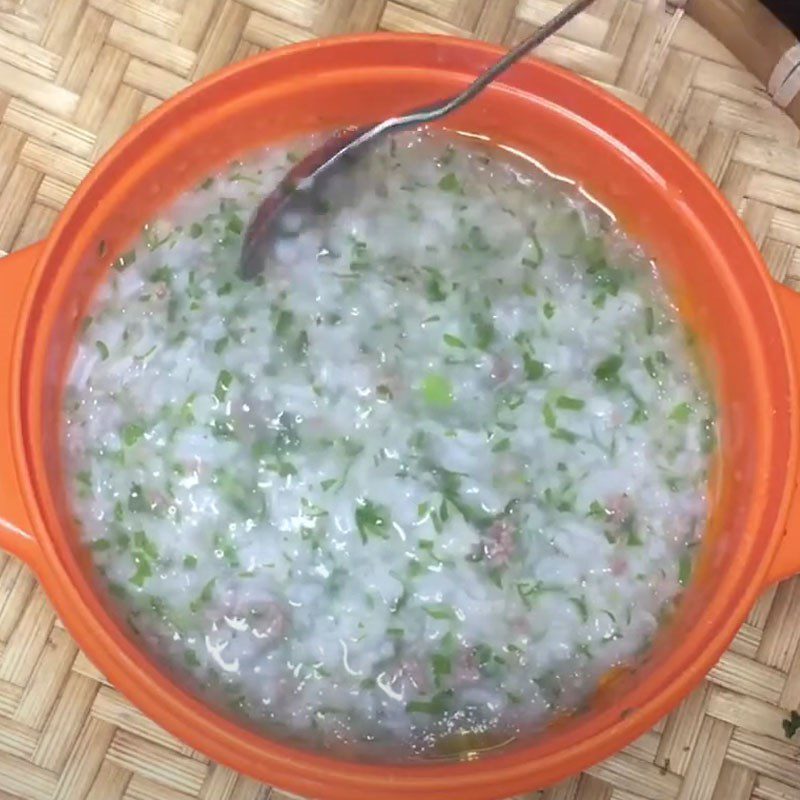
[443, 333, 466, 349]
[424, 604, 455, 620]
[421, 373, 454, 408]
[670, 402, 693, 422]
[556, 395, 585, 411]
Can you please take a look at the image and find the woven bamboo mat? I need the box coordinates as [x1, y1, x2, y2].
[1, 1, 800, 799]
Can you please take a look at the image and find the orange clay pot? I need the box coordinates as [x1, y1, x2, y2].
[0, 35, 799, 800]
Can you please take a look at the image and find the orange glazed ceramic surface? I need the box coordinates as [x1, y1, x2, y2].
[1, 35, 800, 800]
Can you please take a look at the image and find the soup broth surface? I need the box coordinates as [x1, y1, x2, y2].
[63, 131, 714, 759]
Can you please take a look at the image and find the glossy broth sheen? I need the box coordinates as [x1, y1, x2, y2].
[63, 131, 715, 759]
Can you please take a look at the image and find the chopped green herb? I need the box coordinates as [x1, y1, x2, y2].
[129, 557, 152, 587]
[90, 539, 111, 552]
[487, 567, 503, 589]
[670, 402, 693, 422]
[184, 650, 201, 668]
[523, 353, 545, 381]
[189, 223, 203, 238]
[190, 578, 216, 613]
[214, 336, 229, 355]
[275, 462, 297, 477]
[226, 215, 243, 235]
[645, 307, 655, 335]
[443, 333, 466, 349]
[425, 272, 447, 303]
[471, 312, 495, 350]
[355, 499, 391, 544]
[128, 484, 149, 513]
[584, 241, 624, 296]
[183, 554, 198, 569]
[133, 530, 158, 561]
[214, 369, 233, 402]
[424, 604, 455, 621]
[293, 330, 309, 360]
[213, 533, 240, 568]
[122, 422, 145, 446]
[150, 265, 172, 284]
[467, 226, 490, 252]
[700, 418, 716, 454]
[438, 172, 461, 192]
[421, 373, 454, 408]
[523, 234, 543, 267]
[556, 395, 585, 411]
[588, 500, 610, 521]
[179, 395, 195, 424]
[95, 340, 109, 360]
[491, 437, 511, 453]
[678, 554, 692, 587]
[543, 403, 556, 430]
[516, 581, 543, 609]
[275, 309, 294, 338]
[594, 354, 623, 383]
[115, 250, 136, 271]
[570, 596, 589, 623]
[432, 653, 452, 681]
[543, 301, 555, 319]
[552, 428, 578, 444]
[406, 691, 452, 715]
[627, 528, 644, 546]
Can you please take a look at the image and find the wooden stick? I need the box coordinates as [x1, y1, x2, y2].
[682, 0, 800, 123]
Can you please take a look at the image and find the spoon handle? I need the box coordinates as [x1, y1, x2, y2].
[318, 0, 599, 171]
[419, 0, 599, 124]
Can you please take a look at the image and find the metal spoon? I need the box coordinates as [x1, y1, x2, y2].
[240, 0, 598, 279]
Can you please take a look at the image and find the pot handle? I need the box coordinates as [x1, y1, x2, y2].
[0, 243, 44, 569]
[768, 281, 800, 584]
